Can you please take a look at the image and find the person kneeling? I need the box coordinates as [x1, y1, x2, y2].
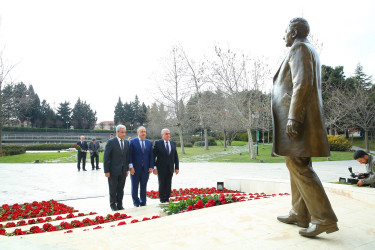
[353, 150, 375, 187]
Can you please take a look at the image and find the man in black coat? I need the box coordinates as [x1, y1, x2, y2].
[76, 136, 88, 171]
[89, 138, 101, 170]
[103, 125, 129, 211]
[153, 128, 179, 203]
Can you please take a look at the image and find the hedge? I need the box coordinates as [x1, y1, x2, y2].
[327, 135, 353, 151]
[175, 142, 193, 148]
[0, 145, 26, 156]
[25, 144, 75, 151]
[194, 137, 217, 147]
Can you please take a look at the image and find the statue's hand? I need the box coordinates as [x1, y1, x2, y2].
[286, 119, 301, 139]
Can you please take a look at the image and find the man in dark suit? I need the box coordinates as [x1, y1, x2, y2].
[272, 18, 338, 237]
[129, 126, 154, 207]
[77, 136, 88, 171]
[89, 138, 101, 170]
[103, 125, 129, 211]
[153, 128, 179, 203]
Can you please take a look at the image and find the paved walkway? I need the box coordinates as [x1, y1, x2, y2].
[0, 160, 363, 205]
[0, 161, 374, 249]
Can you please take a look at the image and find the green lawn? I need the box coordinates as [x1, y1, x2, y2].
[0, 152, 106, 164]
[208, 144, 354, 163]
[351, 137, 375, 149]
[0, 141, 355, 163]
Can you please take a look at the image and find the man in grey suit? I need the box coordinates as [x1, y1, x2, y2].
[272, 18, 338, 237]
[103, 125, 129, 211]
[89, 138, 101, 170]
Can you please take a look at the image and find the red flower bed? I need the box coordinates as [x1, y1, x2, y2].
[0, 200, 76, 222]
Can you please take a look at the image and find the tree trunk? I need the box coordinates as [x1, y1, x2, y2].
[247, 128, 255, 159]
[0, 89, 2, 154]
[204, 128, 208, 150]
[177, 126, 185, 154]
[365, 130, 370, 153]
[223, 130, 227, 148]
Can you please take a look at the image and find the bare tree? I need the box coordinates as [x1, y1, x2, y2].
[206, 90, 242, 147]
[180, 46, 211, 150]
[209, 47, 271, 159]
[156, 47, 189, 154]
[0, 51, 16, 153]
[347, 85, 375, 152]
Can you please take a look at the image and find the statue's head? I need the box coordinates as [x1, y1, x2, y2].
[284, 17, 310, 47]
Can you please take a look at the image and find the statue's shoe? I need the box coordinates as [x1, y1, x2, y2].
[277, 214, 310, 228]
[299, 223, 339, 237]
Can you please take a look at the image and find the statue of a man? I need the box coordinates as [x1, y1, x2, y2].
[272, 17, 338, 237]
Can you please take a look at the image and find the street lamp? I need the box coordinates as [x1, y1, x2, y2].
[66, 121, 69, 132]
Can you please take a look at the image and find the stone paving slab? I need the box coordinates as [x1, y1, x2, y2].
[1, 161, 374, 249]
[1, 191, 374, 250]
[0, 160, 364, 205]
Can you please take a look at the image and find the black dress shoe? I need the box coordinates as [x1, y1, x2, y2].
[110, 205, 118, 211]
[83, 169, 87, 171]
[299, 223, 339, 237]
[277, 214, 310, 228]
[96, 167, 101, 170]
[117, 205, 125, 210]
[92, 168, 95, 170]
[78, 169, 80, 172]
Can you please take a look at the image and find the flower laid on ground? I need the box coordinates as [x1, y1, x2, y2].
[1, 212, 98, 229]
[164, 194, 239, 215]
[0, 200, 76, 222]
[147, 187, 238, 200]
[164, 192, 288, 215]
[1, 212, 134, 236]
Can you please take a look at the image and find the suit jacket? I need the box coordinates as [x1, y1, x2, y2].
[129, 137, 154, 173]
[103, 137, 129, 176]
[153, 139, 179, 174]
[77, 140, 88, 153]
[89, 141, 100, 156]
[271, 41, 330, 157]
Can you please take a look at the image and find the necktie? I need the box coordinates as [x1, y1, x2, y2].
[120, 139, 124, 152]
[166, 142, 169, 155]
[141, 140, 145, 153]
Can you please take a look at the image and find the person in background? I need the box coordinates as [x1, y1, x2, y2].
[89, 138, 101, 170]
[77, 136, 88, 171]
[353, 150, 375, 187]
[107, 133, 114, 142]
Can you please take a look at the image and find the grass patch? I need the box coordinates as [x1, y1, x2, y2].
[208, 144, 354, 163]
[351, 137, 375, 150]
[0, 141, 355, 163]
[0, 152, 105, 163]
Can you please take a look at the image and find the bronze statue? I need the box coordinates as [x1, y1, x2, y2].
[272, 17, 338, 237]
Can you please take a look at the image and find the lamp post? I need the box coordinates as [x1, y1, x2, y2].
[66, 121, 69, 132]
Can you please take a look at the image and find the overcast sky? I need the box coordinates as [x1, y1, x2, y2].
[1, 0, 374, 122]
